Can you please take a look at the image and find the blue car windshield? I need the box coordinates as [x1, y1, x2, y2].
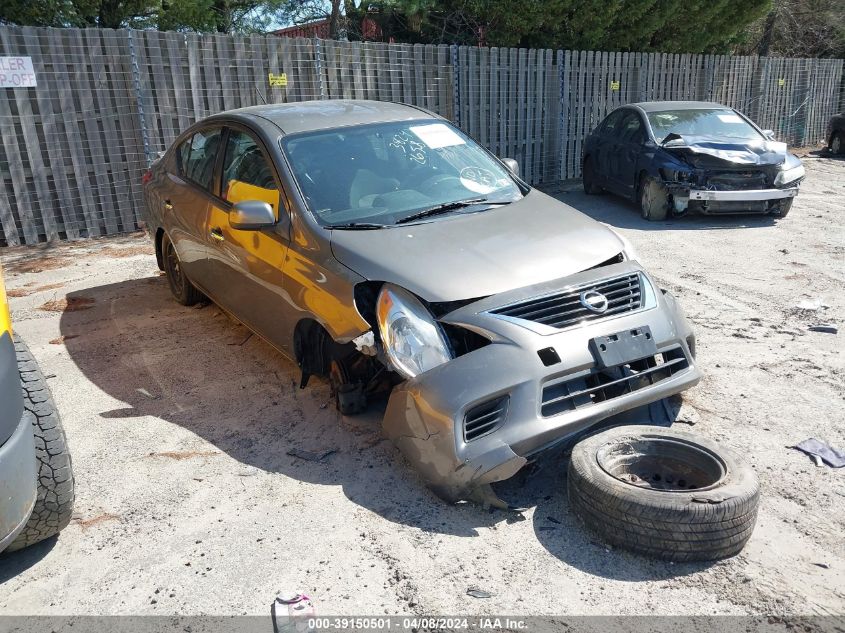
[647, 109, 763, 143]
[281, 120, 523, 226]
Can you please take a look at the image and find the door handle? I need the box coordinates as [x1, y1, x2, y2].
[210, 227, 224, 242]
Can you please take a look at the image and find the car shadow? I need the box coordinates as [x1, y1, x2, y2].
[551, 188, 779, 231]
[59, 276, 512, 538]
[0, 536, 58, 584]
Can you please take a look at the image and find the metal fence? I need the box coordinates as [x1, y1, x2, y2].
[0, 25, 842, 246]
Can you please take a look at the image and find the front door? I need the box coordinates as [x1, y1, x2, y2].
[205, 127, 293, 353]
[607, 112, 646, 196]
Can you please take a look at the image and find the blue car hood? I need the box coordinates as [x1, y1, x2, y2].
[662, 135, 787, 166]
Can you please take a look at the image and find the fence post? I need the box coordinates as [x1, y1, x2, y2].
[451, 44, 461, 128]
[314, 38, 327, 99]
[557, 49, 566, 181]
[127, 29, 152, 167]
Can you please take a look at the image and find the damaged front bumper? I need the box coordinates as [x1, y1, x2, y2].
[687, 186, 798, 202]
[382, 262, 701, 501]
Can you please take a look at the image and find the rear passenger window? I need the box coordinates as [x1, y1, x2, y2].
[180, 128, 223, 191]
[222, 130, 280, 216]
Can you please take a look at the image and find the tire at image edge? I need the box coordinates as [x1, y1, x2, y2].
[6, 335, 75, 552]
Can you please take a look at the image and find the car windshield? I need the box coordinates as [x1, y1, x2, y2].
[282, 120, 523, 226]
[647, 109, 763, 143]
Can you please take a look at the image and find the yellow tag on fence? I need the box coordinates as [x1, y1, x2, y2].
[610, 80, 620, 91]
[778, 78, 785, 87]
[269, 73, 288, 87]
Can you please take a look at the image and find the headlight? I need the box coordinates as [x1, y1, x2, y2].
[376, 284, 451, 379]
[663, 168, 693, 182]
[774, 163, 805, 186]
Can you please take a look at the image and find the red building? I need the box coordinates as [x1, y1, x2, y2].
[272, 17, 383, 41]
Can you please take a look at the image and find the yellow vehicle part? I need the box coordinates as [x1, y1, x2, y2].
[225, 180, 279, 216]
[0, 267, 11, 337]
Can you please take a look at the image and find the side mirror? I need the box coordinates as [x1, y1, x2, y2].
[502, 158, 520, 177]
[762, 129, 776, 140]
[229, 200, 276, 230]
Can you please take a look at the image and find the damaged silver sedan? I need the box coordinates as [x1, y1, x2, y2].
[142, 99, 701, 502]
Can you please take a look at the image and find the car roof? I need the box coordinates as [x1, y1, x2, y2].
[627, 101, 733, 113]
[207, 99, 439, 135]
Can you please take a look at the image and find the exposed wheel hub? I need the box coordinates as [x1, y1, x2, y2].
[596, 435, 727, 492]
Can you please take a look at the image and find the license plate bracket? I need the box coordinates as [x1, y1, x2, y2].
[590, 326, 657, 368]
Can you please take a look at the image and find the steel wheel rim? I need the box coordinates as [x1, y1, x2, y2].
[597, 435, 728, 492]
[833, 135, 842, 154]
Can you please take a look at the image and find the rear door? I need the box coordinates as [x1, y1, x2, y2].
[205, 125, 292, 352]
[607, 111, 647, 196]
[161, 127, 223, 288]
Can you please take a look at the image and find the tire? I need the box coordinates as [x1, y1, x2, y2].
[771, 197, 793, 218]
[567, 425, 759, 562]
[639, 176, 670, 221]
[830, 132, 843, 155]
[7, 336, 75, 552]
[162, 233, 204, 306]
[582, 157, 603, 195]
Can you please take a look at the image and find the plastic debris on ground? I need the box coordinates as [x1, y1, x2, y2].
[808, 324, 838, 334]
[466, 587, 492, 599]
[790, 438, 845, 468]
[286, 448, 336, 462]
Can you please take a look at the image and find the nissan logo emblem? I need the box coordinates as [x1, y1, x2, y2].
[579, 289, 609, 313]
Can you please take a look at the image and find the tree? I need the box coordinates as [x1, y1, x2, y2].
[0, 0, 303, 32]
[347, 0, 772, 53]
[742, 0, 845, 58]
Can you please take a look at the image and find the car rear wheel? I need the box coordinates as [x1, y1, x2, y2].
[568, 425, 759, 562]
[830, 132, 843, 155]
[7, 335, 75, 552]
[639, 176, 670, 221]
[162, 233, 204, 306]
[582, 158, 603, 195]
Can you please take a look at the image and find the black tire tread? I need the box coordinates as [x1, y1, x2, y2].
[567, 425, 759, 562]
[7, 336, 75, 552]
[162, 233, 204, 306]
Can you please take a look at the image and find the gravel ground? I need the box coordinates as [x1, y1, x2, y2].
[0, 155, 843, 617]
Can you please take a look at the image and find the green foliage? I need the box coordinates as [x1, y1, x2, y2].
[0, 0, 300, 31]
[354, 0, 772, 53]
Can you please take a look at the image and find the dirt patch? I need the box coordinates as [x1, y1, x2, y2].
[6, 282, 66, 298]
[146, 450, 220, 460]
[4, 256, 70, 275]
[101, 245, 155, 259]
[49, 334, 80, 345]
[39, 297, 95, 313]
[75, 513, 121, 530]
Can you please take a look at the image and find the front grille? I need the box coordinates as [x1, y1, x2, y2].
[490, 273, 642, 330]
[705, 170, 768, 190]
[464, 395, 509, 441]
[541, 347, 689, 417]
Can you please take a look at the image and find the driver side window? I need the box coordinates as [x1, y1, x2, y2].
[221, 130, 280, 217]
[619, 113, 646, 144]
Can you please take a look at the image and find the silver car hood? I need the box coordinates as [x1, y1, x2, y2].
[329, 189, 625, 302]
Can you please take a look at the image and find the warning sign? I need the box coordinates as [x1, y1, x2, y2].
[0, 56, 36, 88]
[268, 73, 288, 87]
